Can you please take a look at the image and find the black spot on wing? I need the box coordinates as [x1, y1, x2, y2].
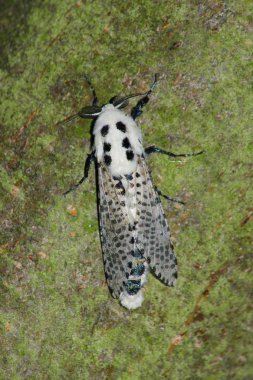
[116, 121, 126, 133]
[134, 157, 177, 287]
[115, 181, 124, 190]
[101, 125, 109, 136]
[98, 164, 137, 298]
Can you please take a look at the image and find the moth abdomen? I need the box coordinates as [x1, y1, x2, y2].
[125, 280, 142, 296]
[130, 262, 145, 277]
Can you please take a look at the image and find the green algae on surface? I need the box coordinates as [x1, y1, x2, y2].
[0, 0, 253, 379]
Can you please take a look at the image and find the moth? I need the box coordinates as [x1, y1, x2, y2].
[63, 74, 202, 309]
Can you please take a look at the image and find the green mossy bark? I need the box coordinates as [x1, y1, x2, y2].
[1, 1, 252, 379]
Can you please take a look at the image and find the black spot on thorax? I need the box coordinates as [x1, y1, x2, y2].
[116, 121, 126, 133]
[122, 137, 131, 149]
[126, 150, 134, 161]
[101, 125, 109, 136]
[103, 142, 111, 152]
[104, 155, 112, 166]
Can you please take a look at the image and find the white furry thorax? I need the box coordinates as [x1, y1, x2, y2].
[93, 104, 144, 177]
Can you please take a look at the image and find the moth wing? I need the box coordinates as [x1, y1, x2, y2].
[135, 157, 177, 286]
[98, 164, 132, 299]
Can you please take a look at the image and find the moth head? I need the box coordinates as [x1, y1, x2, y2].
[108, 73, 159, 110]
[109, 96, 129, 109]
[109, 91, 153, 110]
[60, 74, 159, 124]
[75, 96, 130, 120]
[76, 91, 149, 119]
[78, 105, 102, 119]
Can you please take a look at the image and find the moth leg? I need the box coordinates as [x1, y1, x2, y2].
[84, 74, 98, 106]
[145, 145, 204, 158]
[131, 73, 159, 120]
[156, 188, 185, 205]
[63, 151, 96, 196]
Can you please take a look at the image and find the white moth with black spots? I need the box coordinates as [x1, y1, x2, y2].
[63, 74, 203, 310]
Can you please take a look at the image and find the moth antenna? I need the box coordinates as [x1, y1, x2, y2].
[83, 74, 98, 106]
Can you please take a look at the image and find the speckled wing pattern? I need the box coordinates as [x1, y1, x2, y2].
[135, 157, 177, 286]
[98, 157, 177, 298]
[98, 164, 132, 298]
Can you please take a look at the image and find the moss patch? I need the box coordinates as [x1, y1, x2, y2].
[1, 0, 253, 379]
